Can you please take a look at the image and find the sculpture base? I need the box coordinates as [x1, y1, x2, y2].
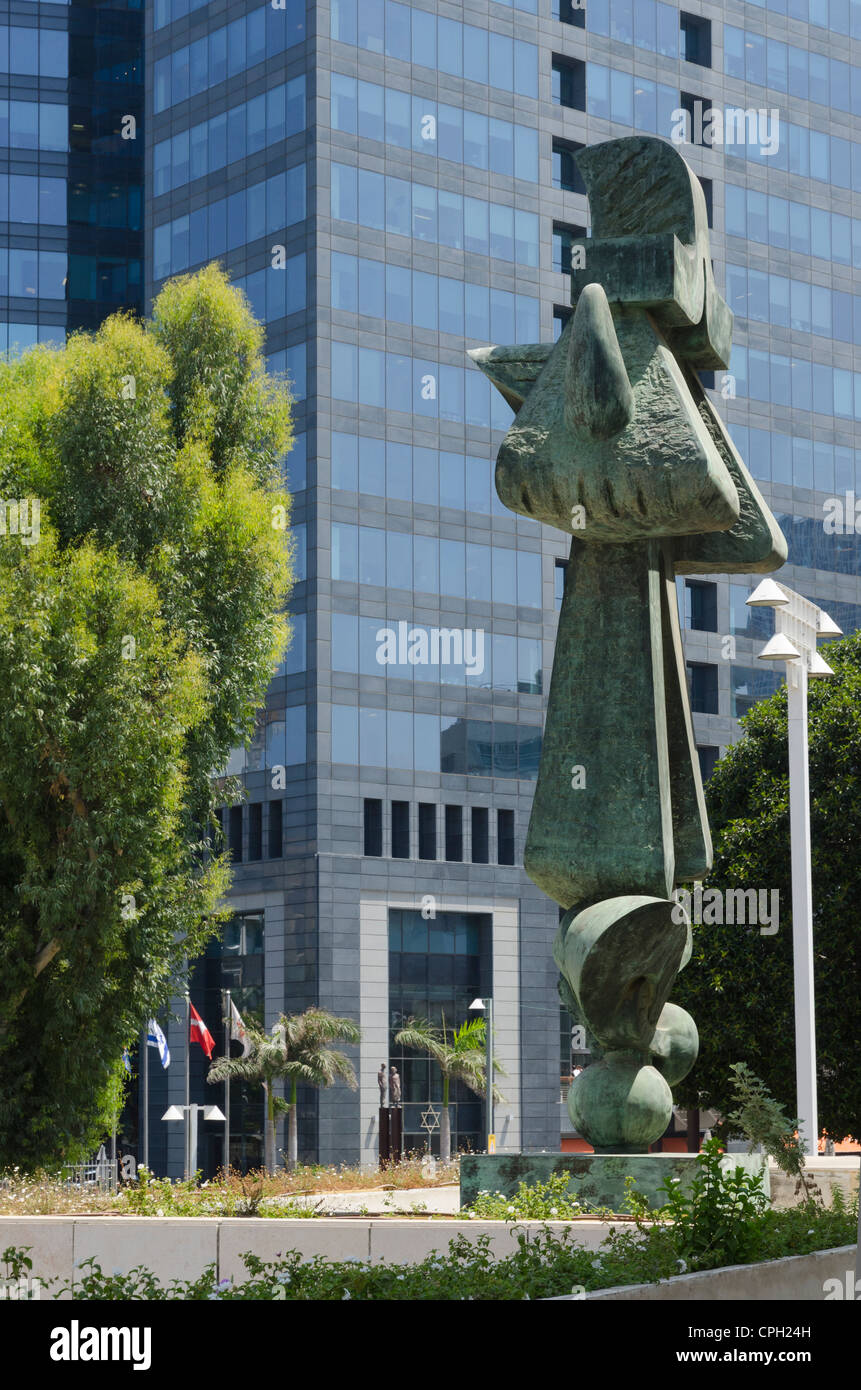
[459, 1152, 769, 1214]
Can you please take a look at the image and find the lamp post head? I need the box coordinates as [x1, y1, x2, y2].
[161, 1105, 183, 1121]
[469, 998, 486, 1011]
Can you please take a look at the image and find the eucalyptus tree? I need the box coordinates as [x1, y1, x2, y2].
[0, 266, 295, 1166]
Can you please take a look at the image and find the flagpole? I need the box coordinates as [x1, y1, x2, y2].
[142, 1024, 149, 1171]
[184, 993, 191, 1180]
[223, 989, 231, 1175]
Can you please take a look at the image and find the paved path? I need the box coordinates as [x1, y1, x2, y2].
[282, 1185, 462, 1215]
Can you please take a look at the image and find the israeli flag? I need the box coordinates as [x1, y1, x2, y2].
[146, 1019, 170, 1069]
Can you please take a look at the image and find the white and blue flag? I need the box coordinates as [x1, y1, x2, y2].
[146, 1019, 170, 1069]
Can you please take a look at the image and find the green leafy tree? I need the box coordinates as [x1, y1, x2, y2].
[207, 1008, 360, 1172]
[394, 1015, 504, 1161]
[674, 634, 861, 1142]
[0, 265, 295, 1166]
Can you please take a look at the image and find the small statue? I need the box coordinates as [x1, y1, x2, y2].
[389, 1066, 401, 1107]
[378, 1063, 387, 1107]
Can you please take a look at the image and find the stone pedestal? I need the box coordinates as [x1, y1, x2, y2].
[459, 1152, 769, 1214]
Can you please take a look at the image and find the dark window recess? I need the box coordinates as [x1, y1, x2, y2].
[553, 305, 573, 340]
[699, 370, 716, 390]
[228, 805, 243, 863]
[471, 807, 490, 863]
[553, 0, 586, 28]
[497, 809, 515, 865]
[555, 560, 567, 610]
[445, 805, 463, 862]
[268, 800, 283, 858]
[685, 580, 718, 633]
[687, 662, 719, 715]
[698, 176, 713, 228]
[418, 802, 437, 860]
[680, 13, 712, 68]
[364, 798, 383, 857]
[551, 55, 586, 110]
[679, 91, 711, 145]
[697, 746, 720, 781]
[552, 138, 586, 194]
[552, 221, 587, 274]
[391, 800, 410, 858]
[247, 802, 262, 861]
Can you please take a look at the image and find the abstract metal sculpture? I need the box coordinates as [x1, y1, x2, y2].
[470, 137, 786, 1151]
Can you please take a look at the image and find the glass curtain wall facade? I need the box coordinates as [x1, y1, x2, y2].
[1, 0, 143, 351]
[141, 0, 861, 1171]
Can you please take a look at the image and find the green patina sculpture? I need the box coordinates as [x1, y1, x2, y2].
[469, 137, 787, 1152]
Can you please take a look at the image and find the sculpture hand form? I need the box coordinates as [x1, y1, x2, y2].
[470, 137, 786, 1151]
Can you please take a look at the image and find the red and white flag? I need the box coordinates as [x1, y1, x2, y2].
[229, 999, 252, 1057]
[189, 1002, 215, 1058]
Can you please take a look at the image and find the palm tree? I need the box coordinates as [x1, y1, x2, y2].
[208, 1007, 360, 1172]
[394, 1014, 504, 1162]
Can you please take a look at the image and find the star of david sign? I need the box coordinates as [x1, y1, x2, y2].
[420, 1103, 441, 1133]
[469, 136, 787, 912]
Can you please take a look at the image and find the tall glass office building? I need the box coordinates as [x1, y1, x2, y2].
[7, 0, 861, 1170]
[1, 0, 144, 347]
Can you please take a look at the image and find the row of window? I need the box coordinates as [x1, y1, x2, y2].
[332, 614, 543, 694]
[585, 0, 684, 55]
[266, 345, 307, 402]
[152, 166, 306, 282]
[0, 99, 66, 151]
[0, 321, 64, 356]
[68, 255, 141, 306]
[683, 579, 861, 642]
[228, 257, 306, 330]
[725, 25, 858, 112]
[0, 26, 68, 77]
[330, 341, 514, 432]
[332, 707, 542, 779]
[0, 248, 66, 300]
[69, 180, 142, 233]
[725, 183, 861, 271]
[222, 706, 306, 778]
[153, 78, 306, 197]
[729, 344, 861, 425]
[331, 523, 542, 609]
[364, 798, 516, 865]
[153, 4, 305, 115]
[330, 1, 538, 97]
[735, 0, 861, 36]
[330, 252, 539, 345]
[688, 662, 784, 719]
[330, 74, 539, 182]
[585, 63, 690, 136]
[154, 0, 211, 31]
[775, 513, 861, 577]
[330, 164, 539, 269]
[217, 801, 285, 863]
[0, 173, 65, 225]
[330, 433, 513, 519]
[726, 261, 861, 347]
[730, 423, 861, 495]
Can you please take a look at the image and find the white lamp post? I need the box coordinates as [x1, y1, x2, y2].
[162, 1104, 226, 1179]
[746, 579, 841, 1156]
[469, 997, 494, 1153]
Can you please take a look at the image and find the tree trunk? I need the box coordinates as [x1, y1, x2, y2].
[439, 1107, 451, 1163]
[264, 1084, 276, 1174]
[440, 1074, 451, 1162]
[287, 1078, 298, 1169]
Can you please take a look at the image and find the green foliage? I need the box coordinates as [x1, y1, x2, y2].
[0, 266, 295, 1165]
[465, 1172, 590, 1219]
[8, 1171, 854, 1298]
[393, 1014, 504, 1105]
[650, 1138, 769, 1270]
[674, 634, 861, 1141]
[725, 1062, 807, 1177]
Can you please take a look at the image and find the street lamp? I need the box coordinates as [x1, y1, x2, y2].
[746, 579, 841, 1156]
[469, 997, 494, 1153]
[162, 1104, 226, 1179]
